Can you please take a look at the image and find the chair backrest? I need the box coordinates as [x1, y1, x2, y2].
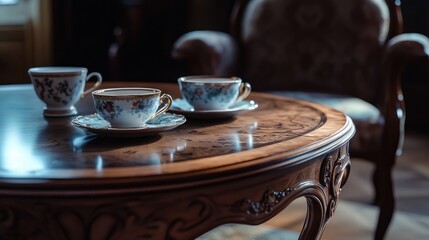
[231, 0, 398, 105]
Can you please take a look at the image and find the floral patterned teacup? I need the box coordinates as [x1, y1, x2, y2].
[92, 88, 173, 128]
[178, 76, 251, 111]
[29, 67, 102, 117]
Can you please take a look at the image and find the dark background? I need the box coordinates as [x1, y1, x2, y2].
[400, 0, 429, 133]
[51, 0, 234, 83]
[51, 0, 428, 132]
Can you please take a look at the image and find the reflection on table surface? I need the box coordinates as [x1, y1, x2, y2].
[0, 82, 349, 181]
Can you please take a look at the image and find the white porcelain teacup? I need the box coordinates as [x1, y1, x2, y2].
[92, 88, 173, 128]
[29, 66, 102, 117]
[178, 75, 251, 110]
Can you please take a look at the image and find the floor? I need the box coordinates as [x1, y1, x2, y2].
[277, 130, 429, 239]
[200, 131, 429, 240]
[342, 131, 429, 216]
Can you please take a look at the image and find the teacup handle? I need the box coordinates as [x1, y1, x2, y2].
[82, 72, 103, 98]
[153, 94, 173, 119]
[235, 82, 251, 103]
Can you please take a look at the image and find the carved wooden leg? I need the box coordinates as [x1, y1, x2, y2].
[298, 188, 326, 240]
[299, 145, 351, 240]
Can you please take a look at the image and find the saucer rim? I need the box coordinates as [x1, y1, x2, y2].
[169, 99, 258, 118]
[170, 99, 258, 113]
[71, 112, 186, 137]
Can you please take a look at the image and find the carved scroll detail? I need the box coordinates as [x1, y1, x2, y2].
[0, 195, 218, 240]
[321, 155, 334, 188]
[321, 148, 351, 219]
[232, 188, 294, 215]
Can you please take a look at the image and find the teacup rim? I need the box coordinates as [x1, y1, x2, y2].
[178, 75, 241, 83]
[92, 87, 162, 97]
[28, 66, 88, 74]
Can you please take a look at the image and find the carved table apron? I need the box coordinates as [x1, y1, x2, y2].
[0, 82, 355, 240]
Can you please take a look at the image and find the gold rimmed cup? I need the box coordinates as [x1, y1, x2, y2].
[178, 75, 251, 110]
[28, 66, 102, 117]
[92, 88, 173, 128]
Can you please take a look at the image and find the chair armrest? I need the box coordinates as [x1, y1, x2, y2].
[385, 33, 429, 60]
[171, 30, 238, 76]
[381, 33, 429, 155]
[383, 33, 429, 97]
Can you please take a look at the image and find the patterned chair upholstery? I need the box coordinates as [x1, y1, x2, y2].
[171, 0, 429, 239]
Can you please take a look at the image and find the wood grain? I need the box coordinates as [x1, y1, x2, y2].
[0, 82, 354, 240]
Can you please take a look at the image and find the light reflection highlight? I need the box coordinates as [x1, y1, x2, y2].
[1, 126, 45, 173]
[247, 133, 254, 149]
[95, 155, 103, 171]
[162, 140, 187, 162]
[246, 121, 257, 149]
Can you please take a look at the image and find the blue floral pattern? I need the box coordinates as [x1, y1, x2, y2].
[179, 82, 240, 110]
[95, 100, 123, 120]
[94, 96, 160, 127]
[32, 77, 82, 106]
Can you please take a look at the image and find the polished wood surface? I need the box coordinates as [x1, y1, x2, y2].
[0, 82, 354, 240]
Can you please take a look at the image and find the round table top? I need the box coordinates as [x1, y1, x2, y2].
[0, 82, 354, 192]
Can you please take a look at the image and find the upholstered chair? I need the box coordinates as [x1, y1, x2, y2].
[171, 0, 429, 239]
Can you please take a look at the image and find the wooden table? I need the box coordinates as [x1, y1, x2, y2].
[0, 82, 355, 240]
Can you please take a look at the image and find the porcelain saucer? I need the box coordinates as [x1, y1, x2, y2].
[169, 98, 258, 119]
[71, 112, 186, 137]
